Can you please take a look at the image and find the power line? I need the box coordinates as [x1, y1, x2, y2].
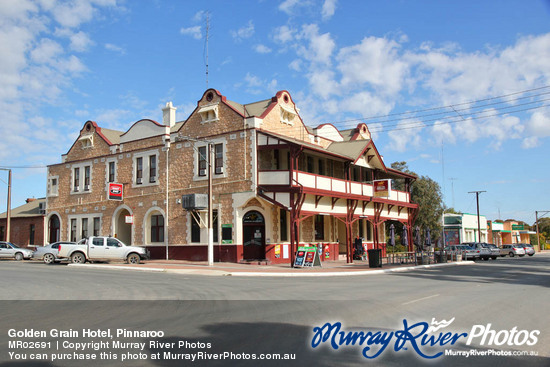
[319, 85, 550, 126]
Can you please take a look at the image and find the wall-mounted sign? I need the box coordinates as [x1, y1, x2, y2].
[373, 179, 392, 198]
[512, 224, 524, 230]
[108, 183, 123, 201]
[125, 215, 134, 224]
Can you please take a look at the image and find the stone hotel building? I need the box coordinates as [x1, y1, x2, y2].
[46, 89, 418, 264]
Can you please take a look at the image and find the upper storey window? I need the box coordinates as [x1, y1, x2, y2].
[280, 105, 296, 125]
[198, 104, 219, 124]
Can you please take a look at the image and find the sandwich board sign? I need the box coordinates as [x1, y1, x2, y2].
[293, 246, 321, 268]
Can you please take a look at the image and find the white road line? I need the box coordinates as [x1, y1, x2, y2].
[402, 294, 440, 305]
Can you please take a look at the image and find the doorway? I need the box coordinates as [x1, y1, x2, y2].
[115, 208, 132, 245]
[242, 211, 265, 260]
[48, 215, 60, 243]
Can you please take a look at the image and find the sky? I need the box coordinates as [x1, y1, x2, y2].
[0, 0, 549, 226]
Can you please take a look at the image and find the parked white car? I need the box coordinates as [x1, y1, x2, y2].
[57, 236, 149, 264]
[500, 244, 525, 257]
[0, 242, 34, 260]
[32, 241, 76, 264]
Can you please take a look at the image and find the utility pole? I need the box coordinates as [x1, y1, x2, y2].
[468, 191, 486, 242]
[0, 168, 11, 242]
[177, 135, 215, 266]
[207, 142, 214, 266]
[536, 211, 550, 251]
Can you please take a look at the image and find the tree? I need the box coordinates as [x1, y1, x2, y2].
[391, 162, 444, 244]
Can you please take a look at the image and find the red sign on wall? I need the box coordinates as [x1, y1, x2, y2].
[108, 183, 123, 201]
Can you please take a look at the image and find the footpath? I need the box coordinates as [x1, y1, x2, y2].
[67, 258, 476, 277]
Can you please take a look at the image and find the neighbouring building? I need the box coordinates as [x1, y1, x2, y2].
[489, 220, 534, 246]
[0, 198, 46, 247]
[443, 213, 488, 245]
[46, 89, 418, 264]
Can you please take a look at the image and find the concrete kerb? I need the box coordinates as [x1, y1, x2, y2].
[67, 260, 475, 277]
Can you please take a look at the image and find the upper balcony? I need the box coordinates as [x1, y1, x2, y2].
[258, 169, 411, 203]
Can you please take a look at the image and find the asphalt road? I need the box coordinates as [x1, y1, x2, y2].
[1, 254, 549, 367]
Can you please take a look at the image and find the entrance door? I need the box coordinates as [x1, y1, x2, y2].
[242, 211, 265, 260]
[48, 215, 60, 243]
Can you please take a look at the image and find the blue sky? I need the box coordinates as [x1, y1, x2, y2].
[1, 0, 549, 225]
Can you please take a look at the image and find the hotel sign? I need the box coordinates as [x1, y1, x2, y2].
[108, 183, 123, 201]
[373, 179, 392, 198]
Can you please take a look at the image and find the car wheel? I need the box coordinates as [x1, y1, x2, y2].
[71, 252, 86, 264]
[126, 253, 141, 264]
[14, 252, 23, 261]
[43, 253, 55, 264]
[483, 257, 489, 261]
[492, 256, 497, 260]
[509, 252, 515, 257]
[528, 254, 534, 256]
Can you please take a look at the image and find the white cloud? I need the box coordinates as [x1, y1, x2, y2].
[30, 38, 63, 64]
[321, 0, 337, 20]
[279, 0, 301, 15]
[254, 44, 272, 54]
[231, 20, 254, 42]
[387, 120, 425, 152]
[337, 36, 408, 95]
[180, 26, 202, 40]
[273, 25, 294, 44]
[69, 31, 93, 52]
[105, 43, 125, 54]
[298, 24, 335, 65]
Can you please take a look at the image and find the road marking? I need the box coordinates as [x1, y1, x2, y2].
[402, 294, 440, 305]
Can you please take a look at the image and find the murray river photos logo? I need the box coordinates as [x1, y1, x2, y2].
[311, 318, 540, 359]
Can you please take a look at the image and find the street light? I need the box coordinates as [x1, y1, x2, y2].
[0, 168, 11, 242]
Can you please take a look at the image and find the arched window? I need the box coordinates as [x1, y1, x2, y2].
[151, 214, 164, 243]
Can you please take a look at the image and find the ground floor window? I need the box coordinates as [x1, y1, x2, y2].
[315, 215, 325, 240]
[151, 214, 164, 242]
[29, 224, 35, 245]
[280, 209, 288, 242]
[191, 214, 200, 243]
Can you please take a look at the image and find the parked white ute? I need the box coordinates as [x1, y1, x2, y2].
[57, 236, 149, 264]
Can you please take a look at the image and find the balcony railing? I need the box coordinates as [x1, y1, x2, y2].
[258, 170, 410, 203]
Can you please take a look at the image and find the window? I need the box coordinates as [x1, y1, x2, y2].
[307, 156, 314, 173]
[0, 226, 4, 241]
[136, 157, 143, 184]
[198, 104, 219, 123]
[198, 146, 207, 176]
[70, 219, 77, 242]
[151, 214, 164, 243]
[84, 166, 91, 191]
[81, 218, 88, 239]
[29, 224, 35, 245]
[107, 238, 120, 247]
[93, 217, 101, 236]
[212, 210, 219, 243]
[318, 159, 325, 176]
[274, 150, 280, 170]
[191, 215, 201, 243]
[315, 215, 324, 240]
[108, 162, 116, 183]
[214, 144, 223, 174]
[73, 167, 80, 191]
[48, 177, 59, 197]
[280, 209, 288, 242]
[149, 155, 157, 182]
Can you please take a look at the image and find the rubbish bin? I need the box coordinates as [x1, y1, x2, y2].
[367, 249, 382, 268]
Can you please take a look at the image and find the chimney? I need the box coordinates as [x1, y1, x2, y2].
[162, 102, 177, 128]
[26, 198, 37, 203]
